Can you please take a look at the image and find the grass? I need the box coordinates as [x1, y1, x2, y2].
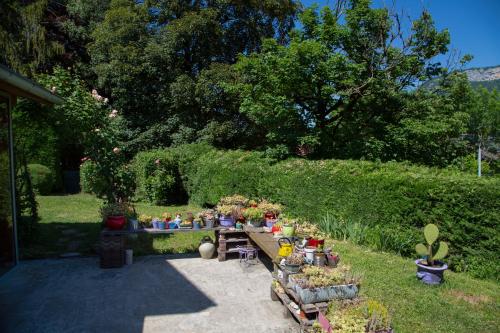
[21, 193, 209, 258]
[23, 193, 500, 332]
[331, 240, 500, 333]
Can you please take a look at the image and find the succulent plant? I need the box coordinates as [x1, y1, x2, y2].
[286, 253, 304, 265]
[242, 207, 264, 220]
[415, 223, 449, 266]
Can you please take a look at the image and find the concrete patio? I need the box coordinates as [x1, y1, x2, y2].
[0, 255, 297, 333]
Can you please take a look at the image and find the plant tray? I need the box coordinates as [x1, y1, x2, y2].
[288, 278, 359, 304]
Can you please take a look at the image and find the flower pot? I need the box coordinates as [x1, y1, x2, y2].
[415, 259, 448, 285]
[314, 253, 326, 266]
[304, 246, 316, 262]
[204, 219, 214, 229]
[152, 220, 159, 229]
[265, 219, 277, 228]
[309, 238, 325, 250]
[282, 225, 295, 237]
[158, 221, 166, 230]
[248, 219, 262, 227]
[129, 219, 139, 231]
[271, 224, 282, 233]
[219, 215, 235, 227]
[168, 222, 178, 229]
[285, 263, 301, 273]
[193, 221, 201, 230]
[106, 216, 126, 230]
[235, 221, 243, 230]
[290, 280, 359, 303]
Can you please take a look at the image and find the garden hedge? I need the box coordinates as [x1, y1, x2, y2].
[135, 144, 500, 280]
[28, 164, 55, 195]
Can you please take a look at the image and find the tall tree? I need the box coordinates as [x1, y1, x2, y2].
[232, 1, 463, 161]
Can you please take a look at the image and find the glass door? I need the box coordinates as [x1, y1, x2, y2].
[0, 94, 16, 276]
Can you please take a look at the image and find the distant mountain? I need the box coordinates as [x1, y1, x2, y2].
[464, 65, 500, 91]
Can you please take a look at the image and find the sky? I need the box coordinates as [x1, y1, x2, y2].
[300, 0, 500, 69]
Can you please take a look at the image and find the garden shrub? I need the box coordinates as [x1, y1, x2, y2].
[171, 146, 500, 280]
[131, 150, 186, 205]
[27, 164, 55, 195]
[80, 160, 102, 194]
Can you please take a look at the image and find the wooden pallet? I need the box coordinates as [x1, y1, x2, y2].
[216, 229, 251, 261]
[271, 283, 316, 331]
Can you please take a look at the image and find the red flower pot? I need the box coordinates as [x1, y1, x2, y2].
[309, 238, 325, 249]
[106, 216, 126, 230]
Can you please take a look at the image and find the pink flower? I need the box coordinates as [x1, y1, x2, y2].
[91, 89, 98, 95]
[50, 86, 57, 93]
[103, 98, 109, 104]
[155, 159, 161, 165]
[81, 157, 89, 162]
[94, 128, 100, 132]
[109, 109, 118, 118]
[113, 147, 121, 154]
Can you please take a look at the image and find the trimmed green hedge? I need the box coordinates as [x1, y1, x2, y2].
[133, 145, 500, 280]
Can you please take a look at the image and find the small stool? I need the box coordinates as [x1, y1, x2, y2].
[237, 245, 259, 266]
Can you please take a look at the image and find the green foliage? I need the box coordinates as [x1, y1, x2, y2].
[231, 3, 458, 162]
[27, 164, 55, 195]
[131, 150, 185, 205]
[170, 145, 499, 280]
[0, 0, 64, 75]
[416, 224, 449, 266]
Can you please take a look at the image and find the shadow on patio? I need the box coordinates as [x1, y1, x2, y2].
[0, 255, 216, 333]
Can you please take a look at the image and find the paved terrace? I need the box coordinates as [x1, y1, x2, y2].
[0, 255, 296, 333]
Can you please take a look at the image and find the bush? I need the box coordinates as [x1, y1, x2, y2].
[131, 150, 186, 205]
[171, 146, 500, 280]
[28, 164, 55, 195]
[80, 160, 102, 194]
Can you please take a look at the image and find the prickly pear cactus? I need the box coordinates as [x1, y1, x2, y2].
[415, 223, 449, 266]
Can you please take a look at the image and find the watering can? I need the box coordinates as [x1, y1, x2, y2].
[278, 238, 293, 257]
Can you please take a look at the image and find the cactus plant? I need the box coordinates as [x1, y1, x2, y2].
[415, 224, 449, 266]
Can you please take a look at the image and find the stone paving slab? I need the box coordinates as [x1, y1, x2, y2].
[0, 255, 297, 333]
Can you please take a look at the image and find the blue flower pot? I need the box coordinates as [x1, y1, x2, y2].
[158, 221, 166, 230]
[219, 215, 235, 227]
[152, 220, 159, 229]
[193, 221, 201, 230]
[168, 222, 178, 229]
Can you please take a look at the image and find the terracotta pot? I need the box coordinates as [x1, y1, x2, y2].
[106, 216, 126, 230]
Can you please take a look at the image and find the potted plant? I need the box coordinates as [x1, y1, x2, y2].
[415, 223, 449, 285]
[281, 217, 296, 237]
[284, 253, 304, 273]
[138, 214, 152, 228]
[126, 206, 139, 230]
[193, 217, 202, 230]
[289, 265, 360, 304]
[162, 212, 172, 223]
[216, 204, 236, 227]
[318, 298, 393, 333]
[199, 209, 215, 228]
[242, 207, 264, 227]
[258, 200, 282, 223]
[100, 202, 129, 230]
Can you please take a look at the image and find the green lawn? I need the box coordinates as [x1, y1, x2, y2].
[21, 193, 209, 258]
[23, 193, 500, 333]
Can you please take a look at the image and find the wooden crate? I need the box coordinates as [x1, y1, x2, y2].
[216, 229, 250, 261]
[100, 233, 124, 268]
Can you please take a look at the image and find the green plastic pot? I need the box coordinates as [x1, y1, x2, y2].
[282, 224, 295, 237]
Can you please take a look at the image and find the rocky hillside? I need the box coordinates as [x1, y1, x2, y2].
[464, 65, 500, 90]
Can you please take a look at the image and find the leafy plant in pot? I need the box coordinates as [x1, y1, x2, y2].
[199, 209, 215, 228]
[100, 202, 131, 230]
[242, 207, 264, 227]
[415, 223, 449, 285]
[216, 204, 236, 227]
